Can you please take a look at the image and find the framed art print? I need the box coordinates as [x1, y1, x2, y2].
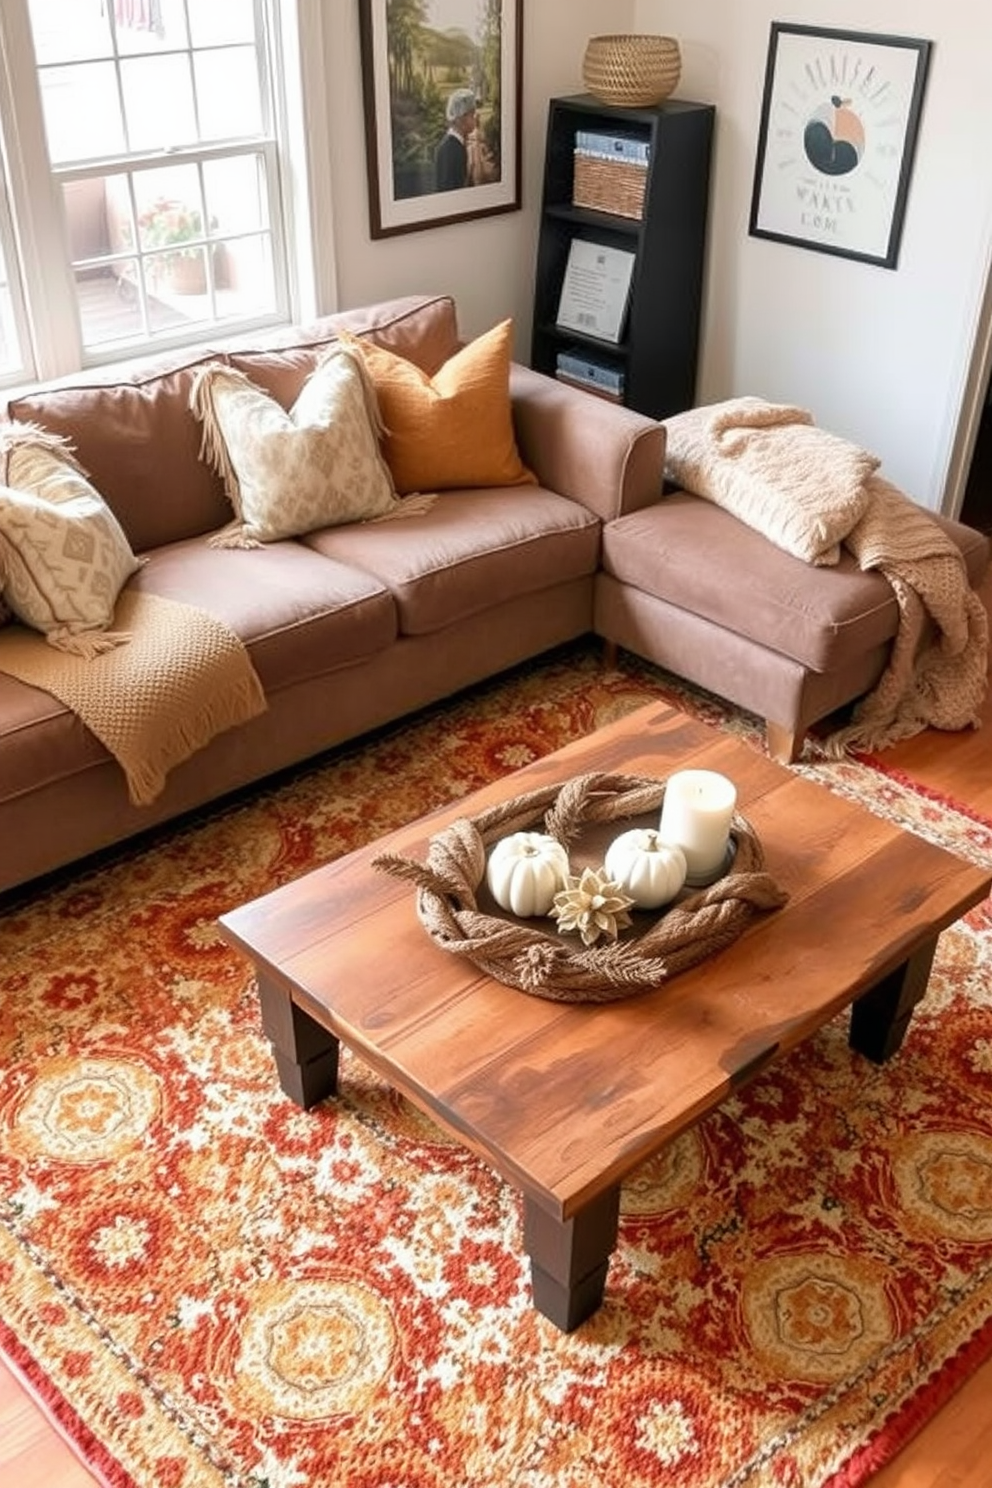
[749, 24, 931, 269]
[358, 0, 522, 239]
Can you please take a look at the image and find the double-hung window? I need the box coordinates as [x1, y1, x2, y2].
[0, 0, 310, 388]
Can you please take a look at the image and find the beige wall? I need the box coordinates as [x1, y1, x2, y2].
[321, 0, 992, 513]
[635, 0, 992, 512]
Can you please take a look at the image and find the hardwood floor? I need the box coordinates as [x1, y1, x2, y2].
[0, 1358, 94, 1486]
[1, 573, 990, 1488]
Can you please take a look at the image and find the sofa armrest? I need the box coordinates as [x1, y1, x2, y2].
[509, 362, 665, 522]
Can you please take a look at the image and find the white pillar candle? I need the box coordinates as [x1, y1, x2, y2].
[658, 770, 737, 881]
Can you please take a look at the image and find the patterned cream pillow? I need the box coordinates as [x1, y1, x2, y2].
[189, 343, 399, 546]
[0, 424, 140, 655]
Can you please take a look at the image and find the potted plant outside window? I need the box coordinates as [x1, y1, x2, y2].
[138, 198, 210, 295]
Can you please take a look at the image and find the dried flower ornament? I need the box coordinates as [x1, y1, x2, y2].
[550, 866, 635, 946]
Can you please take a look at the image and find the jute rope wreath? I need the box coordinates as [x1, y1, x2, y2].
[373, 771, 788, 1003]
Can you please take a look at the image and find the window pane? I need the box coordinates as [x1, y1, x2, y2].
[38, 61, 126, 163]
[203, 155, 268, 235]
[195, 47, 263, 138]
[76, 268, 139, 349]
[216, 233, 276, 316]
[188, 0, 256, 48]
[121, 54, 197, 152]
[113, 0, 188, 56]
[27, 0, 111, 65]
[134, 166, 205, 248]
[64, 175, 115, 261]
[146, 248, 214, 316]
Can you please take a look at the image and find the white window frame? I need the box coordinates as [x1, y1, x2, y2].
[0, 0, 336, 391]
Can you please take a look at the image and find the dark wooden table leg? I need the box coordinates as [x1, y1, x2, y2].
[522, 1187, 620, 1332]
[849, 939, 937, 1064]
[255, 970, 340, 1109]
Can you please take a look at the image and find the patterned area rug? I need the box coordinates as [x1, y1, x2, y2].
[2, 640, 991, 1488]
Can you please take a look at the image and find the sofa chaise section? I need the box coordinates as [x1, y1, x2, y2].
[597, 490, 989, 762]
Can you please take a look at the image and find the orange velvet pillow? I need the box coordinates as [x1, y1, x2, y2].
[341, 319, 535, 494]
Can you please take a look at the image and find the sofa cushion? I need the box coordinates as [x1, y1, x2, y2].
[129, 536, 397, 691]
[304, 486, 599, 636]
[602, 492, 990, 674]
[5, 295, 461, 555]
[0, 426, 139, 651]
[6, 352, 233, 554]
[0, 537, 398, 806]
[602, 493, 898, 673]
[228, 293, 462, 410]
[190, 349, 397, 545]
[342, 320, 535, 495]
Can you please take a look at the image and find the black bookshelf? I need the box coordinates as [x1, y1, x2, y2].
[531, 94, 714, 420]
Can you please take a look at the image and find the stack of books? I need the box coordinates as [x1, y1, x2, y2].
[554, 350, 625, 403]
[574, 131, 651, 166]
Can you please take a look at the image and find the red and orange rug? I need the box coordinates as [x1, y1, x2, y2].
[2, 641, 990, 1487]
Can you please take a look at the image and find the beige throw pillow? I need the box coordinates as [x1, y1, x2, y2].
[0, 424, 140, 655]
[189, 344, 399, 546]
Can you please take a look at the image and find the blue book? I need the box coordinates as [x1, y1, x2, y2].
[574, 131, 650, 165]
[556, 351, 625, 392]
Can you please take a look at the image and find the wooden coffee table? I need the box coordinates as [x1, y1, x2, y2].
[219, 703, 991, 1331]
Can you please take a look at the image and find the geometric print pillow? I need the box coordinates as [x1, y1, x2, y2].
[0, 423, 140, 655]
[189, 343, 400, 547]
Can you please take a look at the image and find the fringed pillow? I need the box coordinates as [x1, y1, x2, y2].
[0, 423, 140, 656]
[339, 319, 536, 495]
[189, 343, 400, 547]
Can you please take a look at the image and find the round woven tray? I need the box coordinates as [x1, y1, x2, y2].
[582, 34, 681, 107]
[373, 771, 788, 1004]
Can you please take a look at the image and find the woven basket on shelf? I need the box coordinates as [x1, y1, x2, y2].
[582, 34, 681, 107]
[573, 154, 647, 218]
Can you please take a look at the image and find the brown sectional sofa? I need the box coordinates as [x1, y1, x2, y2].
[0, 292, 988, 897]
[0, 294, 662, 896]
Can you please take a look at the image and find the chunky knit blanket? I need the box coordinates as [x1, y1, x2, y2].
[0, 590, 267, 804]
[664, 398, 989, 754]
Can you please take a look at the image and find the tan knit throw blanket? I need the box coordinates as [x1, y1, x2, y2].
[664, 398, 989, 754]
[823, 475, 988, 754]
[0, 590, 267, 805]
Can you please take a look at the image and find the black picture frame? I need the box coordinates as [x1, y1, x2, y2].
[749, 23, 931, 269]
[358, 0, 522, 239]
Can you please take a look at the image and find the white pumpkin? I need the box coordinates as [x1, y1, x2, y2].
[603, 828, 687, 909]
[485, 832, 570, 917]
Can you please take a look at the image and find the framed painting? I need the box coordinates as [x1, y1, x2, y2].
[358, 0, 523, 239]
[749, 23, 931, 269]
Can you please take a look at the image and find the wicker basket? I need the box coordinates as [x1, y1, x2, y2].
[573, 152, 647, 218]
[582, 34, 681, 107]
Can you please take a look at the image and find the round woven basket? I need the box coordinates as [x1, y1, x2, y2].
[373, 771, 788, 1004]
[582, 34, 681, 107]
